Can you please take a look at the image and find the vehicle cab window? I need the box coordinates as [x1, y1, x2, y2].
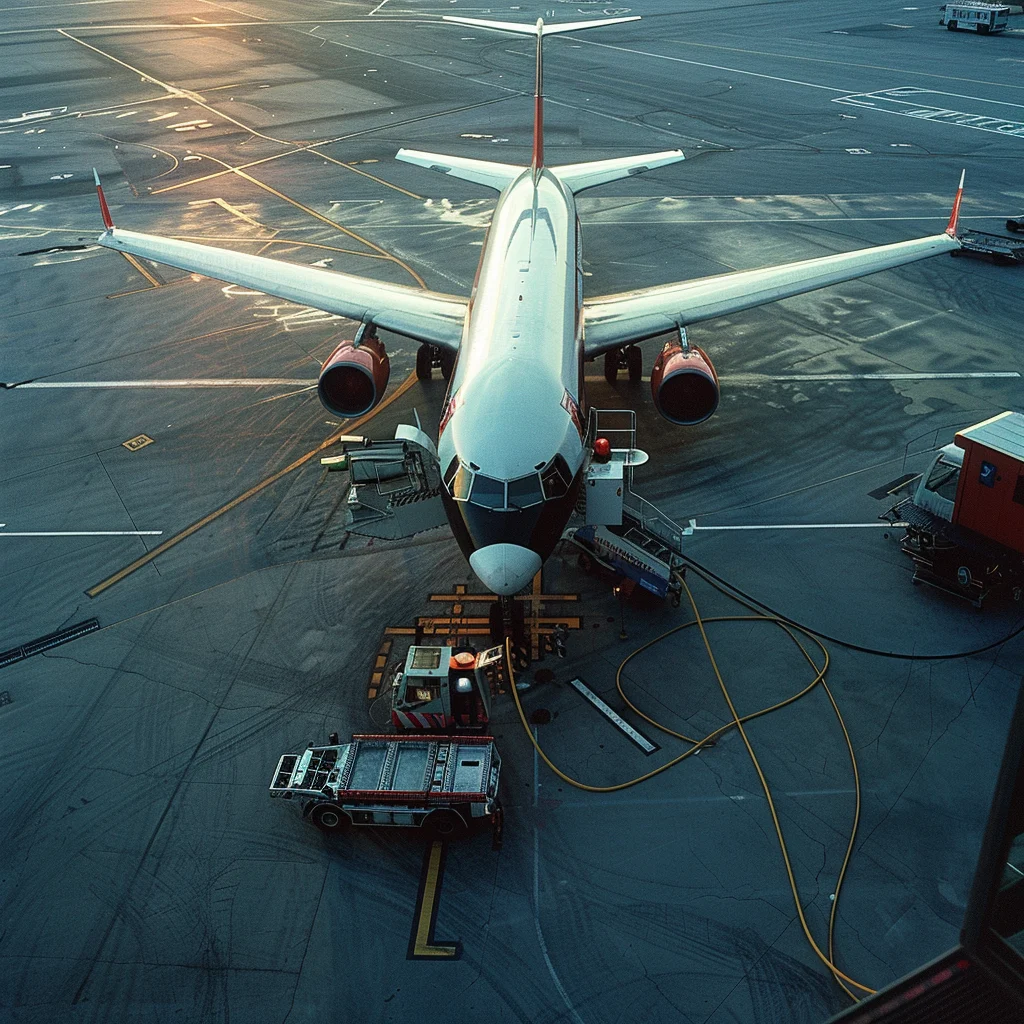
[925, 456, 961, 503]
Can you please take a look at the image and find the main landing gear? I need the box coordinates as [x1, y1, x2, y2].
[416, 344, 456, 381]
[603, 345, 643, 386]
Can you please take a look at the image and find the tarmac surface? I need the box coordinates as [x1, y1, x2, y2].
[2, 1, 1023, 1021]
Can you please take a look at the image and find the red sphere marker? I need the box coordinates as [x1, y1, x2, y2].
[593, 437, 611, 461]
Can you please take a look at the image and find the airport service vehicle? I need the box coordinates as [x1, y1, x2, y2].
[940, 3, 1009, 32]
[390, 644, 503, 731]
[884, 412, 1024, 606]
[952, 229, 1024, 265]
[571, 524, 683, 604]
[270, 733, 502, 838]
[91, 15, 966, 599]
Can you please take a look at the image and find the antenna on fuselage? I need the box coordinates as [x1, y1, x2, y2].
[441, 14, 640, 175]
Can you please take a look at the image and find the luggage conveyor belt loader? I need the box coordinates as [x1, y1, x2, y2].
[883, 411, 1024, 607]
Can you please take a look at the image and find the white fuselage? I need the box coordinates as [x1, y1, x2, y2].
[437, 169, 587, 592]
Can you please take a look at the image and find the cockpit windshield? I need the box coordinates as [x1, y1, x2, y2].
[443, 455, 571, 510]
[470, 474, 505, 509]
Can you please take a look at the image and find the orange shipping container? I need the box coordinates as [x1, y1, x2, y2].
[952, 412, 1024, 555]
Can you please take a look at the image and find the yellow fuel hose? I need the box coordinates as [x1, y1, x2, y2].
[505, 573, 874, 1000]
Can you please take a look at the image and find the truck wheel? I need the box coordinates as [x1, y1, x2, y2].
[603, 350, 619, 385]
[416, 345, 432, 380]
[427, 810, 465, 837]
[627, 346, 642, 384]
[310, 803, 350, 834]
[947, 20, 956, 29]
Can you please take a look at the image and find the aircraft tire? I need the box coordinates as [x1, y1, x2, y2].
[603, 350, 619, 385]
[627, 346, 642, 384]
[439, 348, 456, 380]
[416, 345, 432, 380]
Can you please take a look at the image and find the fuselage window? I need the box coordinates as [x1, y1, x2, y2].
[507, 473, 545, 509]
[470, 473, 506, 509]
[540, 455, 572, 500]
[444, 457, 474, 502]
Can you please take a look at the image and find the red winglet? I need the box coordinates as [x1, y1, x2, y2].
[945, 169, 965, 238]
[93, 168, 114, 231]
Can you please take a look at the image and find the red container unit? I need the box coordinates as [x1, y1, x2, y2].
[953, 412, 1024, 555]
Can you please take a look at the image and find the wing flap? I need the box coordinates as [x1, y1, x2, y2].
[395, 148, 524, 191]
[551, 149, 684, 194]
[583, 232, 959, 356]
[99, 228, 466, 348]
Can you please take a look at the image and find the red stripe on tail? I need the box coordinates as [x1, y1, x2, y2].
[945, 169, 965, 237]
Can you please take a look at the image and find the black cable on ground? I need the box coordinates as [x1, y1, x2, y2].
[682, 554, 1024, 661]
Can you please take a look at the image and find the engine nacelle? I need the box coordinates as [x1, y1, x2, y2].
[650, 340, 720, 425]
[317, 329, 390, 417]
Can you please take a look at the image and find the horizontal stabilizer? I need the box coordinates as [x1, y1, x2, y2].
[442, 15, 640, 36]
[552, 150, 685, 194]
[396, 149, 524, 192]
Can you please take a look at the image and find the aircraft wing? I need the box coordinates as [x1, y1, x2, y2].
[583, 230, 959, 356]
[583, 174, 966, 357]
[92, 176, 466, 349]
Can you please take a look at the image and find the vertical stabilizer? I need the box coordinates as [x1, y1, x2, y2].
[442, 15, 640, 173]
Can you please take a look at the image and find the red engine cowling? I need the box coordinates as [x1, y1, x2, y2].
[317, 333, 390, 417]
[650, 341, 720, 426]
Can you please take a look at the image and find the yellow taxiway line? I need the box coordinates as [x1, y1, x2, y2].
[409, 841, 459, 959]
[85, 371, 417, 598]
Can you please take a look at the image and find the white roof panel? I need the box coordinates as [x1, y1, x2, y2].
[957, 411, 1024, 462]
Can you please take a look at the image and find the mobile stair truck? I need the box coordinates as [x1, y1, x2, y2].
[568, 409, 689, 604]
[270, 733, 502, 841]
[884, 411, 1024, 607]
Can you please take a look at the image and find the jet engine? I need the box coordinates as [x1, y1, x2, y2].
[317, 326, 390, 417]
[650, 337, 719, 425]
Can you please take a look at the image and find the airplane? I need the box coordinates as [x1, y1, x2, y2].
[91, 15, 964, 598]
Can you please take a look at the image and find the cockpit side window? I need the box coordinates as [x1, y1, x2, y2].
[470, 474, 506, 509]
[540, 455, 572, 500]
[444, 456, 474, 502]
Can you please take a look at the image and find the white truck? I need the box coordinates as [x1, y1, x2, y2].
[940, 3, 1010, 32]
[270, 733, 502, 840]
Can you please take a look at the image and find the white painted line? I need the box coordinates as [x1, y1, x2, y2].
[8, 379, 317, 388]
[693, 524, 899, 531]
[578, 37, 849, 93]
[567, 677, 658, 755]
[0, 531, 163, 537]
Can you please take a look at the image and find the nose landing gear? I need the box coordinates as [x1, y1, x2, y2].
[489, 596, 526, 645]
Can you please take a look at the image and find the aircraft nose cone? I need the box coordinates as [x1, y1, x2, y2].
[469, 543, 542, 596]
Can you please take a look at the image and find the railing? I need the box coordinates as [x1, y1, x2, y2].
[623, 490, 689, 557]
